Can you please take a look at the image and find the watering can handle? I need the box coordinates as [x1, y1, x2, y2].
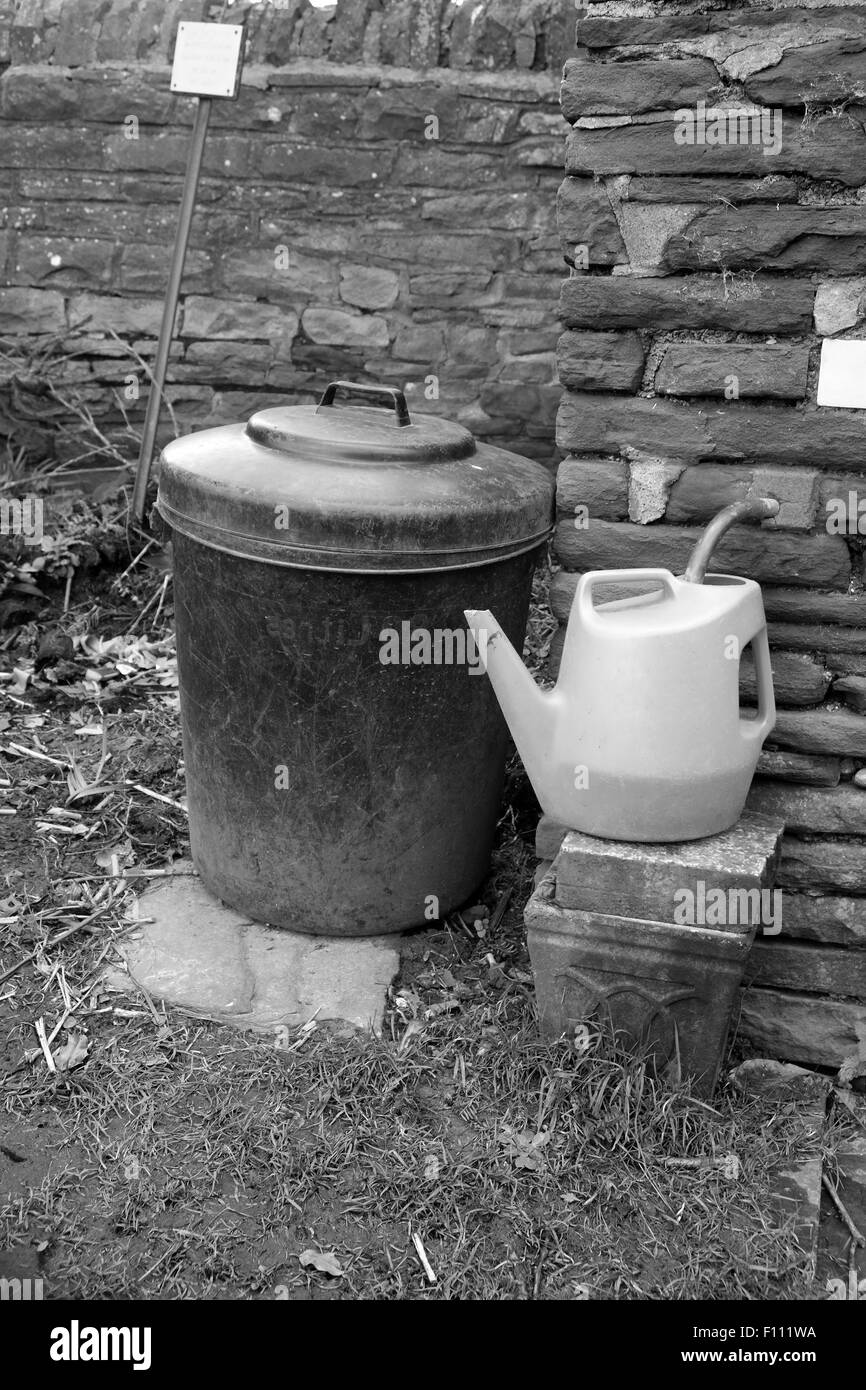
[575, 568, 678, 621]
[741, 625, 776, 745]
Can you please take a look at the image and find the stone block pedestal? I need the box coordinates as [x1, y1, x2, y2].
[525, 814, 785, 1095]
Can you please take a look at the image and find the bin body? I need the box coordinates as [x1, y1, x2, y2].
[158, 381, 554, 935]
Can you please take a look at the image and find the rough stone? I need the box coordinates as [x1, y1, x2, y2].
[778, 838, 866, 895]
[110, 865, 400, 1033]
[744, 38, 866, 105]
[556, 455, 629, 522]
[769, 708, 866, 759]
[556, 329, 644, 392]
[622, 174, 799, 204]
[561, 56, 716, 119]
[556, 390, 866, 479]
[773, 892, 866, 947]
[749, 939, 866, 998]
[301, 306, 390, 350]
[763, 589, 866, 627]
[753, 466, 820, 530]
[666, 206, 866, 275]
[560, 275, 814, 334]
[737, 987, 866, 1069]
[617, 202, 703, 274]
[67, 292, 171, 337]
[834, 676, 866, 715]
[741, 651, 831, 709]
[182, 296, 295, 342]
[339, 263, 400, 311]
[769, 623, 866, 656]
[556, 177, 626, 268]
[553, 517, 850, 591]
[813, 278, 866, 336]
[655, 344, 809, 401]
[566, 115, 866, 186]
[0, 285, 65, 334]
[391, 322, 446, 362]
[219, 248, 338, 302]
[747, 780, 866, 836]
[756, 750, 841, 787]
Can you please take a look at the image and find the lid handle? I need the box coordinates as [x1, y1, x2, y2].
[316, 380, 411, 427]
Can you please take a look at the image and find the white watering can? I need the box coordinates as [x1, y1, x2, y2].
[465, 498, 779, 842]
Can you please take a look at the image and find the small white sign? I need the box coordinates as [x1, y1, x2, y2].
[171, 22, 245, 99]
[817, 338, 866, 409]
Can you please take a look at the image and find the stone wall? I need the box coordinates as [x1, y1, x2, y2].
[0, 0, 574, 465]
[556, 1, 866, 1067]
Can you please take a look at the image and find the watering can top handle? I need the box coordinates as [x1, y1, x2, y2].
[316, 380, 411, 427]
[576, 568, 678, 618]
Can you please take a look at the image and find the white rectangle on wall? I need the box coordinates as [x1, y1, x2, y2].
[817, 338, 866, 409]
[171, 23, 245, 99]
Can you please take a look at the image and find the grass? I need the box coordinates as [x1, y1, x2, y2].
[0, 488, 834, 1302]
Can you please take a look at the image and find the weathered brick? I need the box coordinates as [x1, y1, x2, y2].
[172, 341, 273, 384]
[117, 243, 214, 295]
[258, 142, 388, 186]
[219, 248, 337, 302]
[665, 205, 866, 274]
[566, 116, 866, 186]
[391, 322, 446, 361]
[181, 296, 295, 342]
[557, 391, 866, 474]
[301, 307, 390, 350]
[561, 56, 717, 120]
[339, 263, 400, 311]
[560, 275, 814, 334]
[779, 837, 866, 893]
[0, 285, 65, 333]
[744, 39, 866, 105]
[557, 329, 644, 392]
[622, 174, 798, 204]
[67, 292, 173, 336]
[7, 233, 113, 291]
[555, 455, 629, 521]
[105, 130, 253, 177]
[655, 343, 809, 400]
[576, 8, 866, 52]
[553, 517, 850, 591]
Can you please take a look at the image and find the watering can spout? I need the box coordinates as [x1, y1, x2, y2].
[464, 609, 557, 784]
[683, 495, 780, 584]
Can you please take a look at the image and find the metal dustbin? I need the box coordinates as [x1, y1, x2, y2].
[156, 380, 554, 936]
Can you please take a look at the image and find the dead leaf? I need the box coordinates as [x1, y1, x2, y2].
[423, 1154, 441, 1182]
[298, 1249, 344, 1278]
[53, 1033, 90, 1072]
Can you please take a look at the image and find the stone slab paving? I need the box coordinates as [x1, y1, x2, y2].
[730, 1058, 830, 1274]
[107, 861, 401, 1034]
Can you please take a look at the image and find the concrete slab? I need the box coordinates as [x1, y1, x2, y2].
[108, 862, 401, 1034]
[537, 811, 784, 929]
[730, 1059, 830, 1273]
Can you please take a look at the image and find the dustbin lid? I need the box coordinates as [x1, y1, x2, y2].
[156, 380, 554, 572]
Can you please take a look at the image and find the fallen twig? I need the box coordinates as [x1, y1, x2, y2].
[822, 1173, 866, 1247]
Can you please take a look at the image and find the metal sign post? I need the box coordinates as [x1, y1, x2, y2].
[131, 21, 245, 525]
